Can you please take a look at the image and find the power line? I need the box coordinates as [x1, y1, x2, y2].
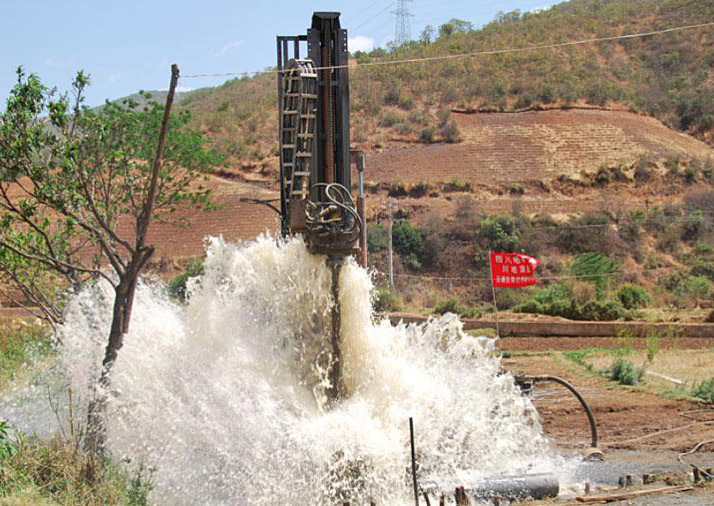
[180, 20, 714, 80]
[352, 2, 396, 32]
[393, 265, 680, 283]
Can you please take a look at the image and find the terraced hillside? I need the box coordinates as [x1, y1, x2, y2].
[178, 0, 714, 170]
[367, 109, 714, 186]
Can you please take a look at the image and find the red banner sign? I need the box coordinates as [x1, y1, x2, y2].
[490, 252, 540, 288]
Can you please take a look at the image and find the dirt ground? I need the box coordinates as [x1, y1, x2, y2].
[497, 339, 714, 504]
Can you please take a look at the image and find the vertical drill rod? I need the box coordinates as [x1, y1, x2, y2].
[327, 259, 342, 403]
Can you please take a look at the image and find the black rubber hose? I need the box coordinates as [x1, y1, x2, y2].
[525, 375, 598, 449]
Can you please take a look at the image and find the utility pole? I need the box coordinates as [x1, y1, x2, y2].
[393, 0, 413, 45]
[383, 199, 398, 290]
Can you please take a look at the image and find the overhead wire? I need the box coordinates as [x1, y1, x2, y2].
[180, 20, 714, 80]
[342, 0, 392, 27]
[392, 265, 681, 283]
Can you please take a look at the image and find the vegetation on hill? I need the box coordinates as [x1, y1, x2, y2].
[368, 182, 714, 321]
[177, 0, 714, 165]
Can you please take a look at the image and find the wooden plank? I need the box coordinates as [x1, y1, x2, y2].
[575, 485, 693, 503]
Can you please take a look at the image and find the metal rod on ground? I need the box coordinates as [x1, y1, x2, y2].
[488, 251, 501, 337]
[410, 417, 419, 506]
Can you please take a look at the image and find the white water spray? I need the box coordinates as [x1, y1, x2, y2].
[58, 235, 556, 504]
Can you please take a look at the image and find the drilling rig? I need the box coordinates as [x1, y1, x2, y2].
[277, 13, 361, 404]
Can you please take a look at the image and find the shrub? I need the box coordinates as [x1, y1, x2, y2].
[609, 358, 644, 385]
[479, 215, 520, 252]
[691, 378, 714, 403]
[634, 158, 655, 181]
[167, 258, 204, 303]
[444, 178, 471, 192]
[408, 180, 429, 197]
[440, 119, 461, 143]
[398, 95, 415, 111]
[373, 287, 403, 312]
[388, 181, 408, 197]
[618, 211, 645, 243]
[706, 309, 714, 323]
[646, 331, 661, 362]
[367, 224, 389, 253]
[695, 242, 713, 255]
[419, 125, 437, 143]
[570, 252, 617, 298]
[616, 284, 651, 309]
[392, 220, 425, 270]
[379, 111, 402, 128]
[595, 167, 610, 185]
[557, 212, 620, 255]
[685, 275, 712, 299]
[645, 206, 668, 234]
[433, 297, 480, 318]
[383, 87, 400, 105]
[681, 210, 707, 242]
[570, 281, 597, 304]
[579, 299, 629, 321]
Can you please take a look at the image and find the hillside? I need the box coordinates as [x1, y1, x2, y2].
[177, 0, 714, 169]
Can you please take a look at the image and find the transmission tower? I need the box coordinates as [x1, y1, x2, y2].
[393, 0, 413, 45]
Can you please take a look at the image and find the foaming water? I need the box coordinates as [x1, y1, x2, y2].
[59, 235, 558, 504]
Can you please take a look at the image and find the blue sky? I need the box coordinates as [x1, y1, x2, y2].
[1, 0, 556, 106]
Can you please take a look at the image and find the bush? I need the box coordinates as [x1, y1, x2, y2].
[444, 178, 471, 192]
[388, 181, 408, 197]
[514, 294, 630, 321]
[691, 378, 714, 403]
[408, 180, 429, 197]
[393, 220, 425, 270]
[579, 299, 629, 321]
[478, 215, 520, 252]
[440, 119, 461, 143]
[419, 125, 437, 143]
[167, 258, 204, 303]
[570, 281, 597, 304]
[570, 252, 617, 298]
[609, 358, 644, 385]
[685, 275, 712, 299]
[681, 210, 707, 242]
[367, 224, 389, 253]
[433, 297, 480, 318]
[616, 284, 651, 309]
[379, 111, 403, 128]
[373, 287, 403, 312]
[557, 212, 619, 255]
[618, 211, 645, 243]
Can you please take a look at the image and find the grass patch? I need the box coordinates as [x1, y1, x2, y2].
[691, 378, 714, 403]
[0, 428, 153, 505]
[0, 324, 53, 388]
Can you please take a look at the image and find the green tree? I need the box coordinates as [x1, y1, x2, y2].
[0, 67, 220, 448]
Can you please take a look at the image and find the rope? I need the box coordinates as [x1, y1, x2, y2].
[180, 21, 714, 79]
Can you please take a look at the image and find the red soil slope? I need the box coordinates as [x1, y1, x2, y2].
[366, 109, 714, 185]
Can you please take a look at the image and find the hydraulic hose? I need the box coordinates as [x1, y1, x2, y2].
[524, 375, 598, 450]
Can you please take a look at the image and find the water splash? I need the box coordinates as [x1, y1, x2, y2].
[58, 235, 556, 504]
